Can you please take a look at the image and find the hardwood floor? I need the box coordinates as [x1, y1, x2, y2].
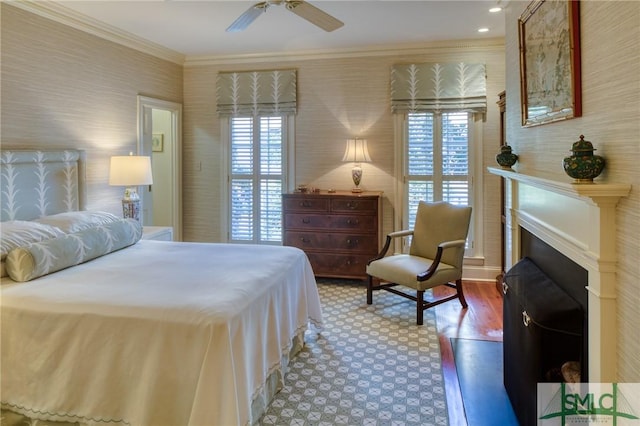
[433, 280, 505, 426]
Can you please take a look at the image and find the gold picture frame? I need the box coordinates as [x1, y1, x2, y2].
[152, 133, 164, 152]
[519, 0, 582, 127]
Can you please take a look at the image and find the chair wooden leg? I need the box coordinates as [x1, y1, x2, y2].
[416, 290, 424, 325]
[367, 276, 373, 305]
[456, 279, 468, 308]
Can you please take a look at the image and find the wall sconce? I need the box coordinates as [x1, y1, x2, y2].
[342, 138, 371, 193]
[109, 153, 153, 221]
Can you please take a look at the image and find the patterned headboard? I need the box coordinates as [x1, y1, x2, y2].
[0, 150, 87, 221]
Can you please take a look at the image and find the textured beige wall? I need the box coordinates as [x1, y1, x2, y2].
[1, 3, 183, 215]
[184, 44, 506, 277]
[504, 1, 640, 381]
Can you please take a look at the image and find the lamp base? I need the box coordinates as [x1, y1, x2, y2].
[121, 187, 141, 221]
[351, 165, 363, 193]
[122, 199, 141, 221]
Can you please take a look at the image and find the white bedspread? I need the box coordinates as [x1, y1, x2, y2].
[1, 241, 323, 426]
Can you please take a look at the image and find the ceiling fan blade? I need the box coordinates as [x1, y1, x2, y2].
[285, 1, 344, 32]
[226, 2, 269, 33]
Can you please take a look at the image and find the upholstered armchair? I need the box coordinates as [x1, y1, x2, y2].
[366, 201, 472, 325]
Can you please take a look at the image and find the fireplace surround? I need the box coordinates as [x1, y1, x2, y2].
[488, 167, 631, 381]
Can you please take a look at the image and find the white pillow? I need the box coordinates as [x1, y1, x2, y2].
[6, 219, 142, 282]
[1, 220, 66, 259]
[34, 211, 120, 233]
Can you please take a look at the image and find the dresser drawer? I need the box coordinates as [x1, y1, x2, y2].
[285, 231, 379, 254]
[331, 198, 378, 214]
[282, 197, 329, 212]
[284, 213, 377, 232]
[306, 252, 373, 279]
[284, 214, 332, 230]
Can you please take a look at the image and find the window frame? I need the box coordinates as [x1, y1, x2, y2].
[393, 111, 484, 260]
[220, 114, 295, 244]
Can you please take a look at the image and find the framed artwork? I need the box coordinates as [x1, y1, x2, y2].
[519, 0, 581, 127]
[152, 133, 164, 152]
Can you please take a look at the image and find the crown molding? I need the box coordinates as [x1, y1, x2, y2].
[184, 37, 506, 67]
[6, 0, 185, 65]
[6, 1, 504, 68]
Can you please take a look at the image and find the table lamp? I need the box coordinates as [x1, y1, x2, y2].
[109, 154, 153, 221]
[342, 138, 371, 193]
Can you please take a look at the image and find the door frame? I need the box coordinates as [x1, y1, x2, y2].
[137, 95, 183, 241]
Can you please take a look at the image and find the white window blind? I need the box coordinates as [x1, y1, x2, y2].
[405, 111, 472, 248]
[229, 116, 285, 243]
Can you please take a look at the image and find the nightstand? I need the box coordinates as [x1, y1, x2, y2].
[142, 226, 173, 241]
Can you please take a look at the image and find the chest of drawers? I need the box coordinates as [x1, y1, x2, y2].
[283, 191, 382, 280]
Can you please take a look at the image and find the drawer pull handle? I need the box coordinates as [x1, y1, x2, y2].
[522, 311, 531, 327]
[346, 201, 359, 209]
[346, 219, 360, 225]
[302, 218, 310, 224]
[300, 237, 310, 243]
[299, 201, 312, 208]
[346, 239, 358, 245]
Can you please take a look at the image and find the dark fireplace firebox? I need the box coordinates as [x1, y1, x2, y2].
[502, 229, 588, 426]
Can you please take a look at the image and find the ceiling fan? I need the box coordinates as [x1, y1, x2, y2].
[226, 0, 344, 33]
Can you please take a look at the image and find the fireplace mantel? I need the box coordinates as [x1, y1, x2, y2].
[488, 167, 631, 381]
[488, 167, 631, 206]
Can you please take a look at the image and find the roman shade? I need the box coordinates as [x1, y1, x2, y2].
[217, 69, 297, 116]
[391, 63, 486, 114]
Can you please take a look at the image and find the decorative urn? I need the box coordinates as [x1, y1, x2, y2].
[496, 145, 518, 169]
[562, 135, 605, 183]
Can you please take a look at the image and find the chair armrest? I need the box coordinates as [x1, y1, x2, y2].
[388, 229, 414, 239]
[438, 239, 467, 250]
[416, 239, 466, 281]
[367, 229, 413, 264]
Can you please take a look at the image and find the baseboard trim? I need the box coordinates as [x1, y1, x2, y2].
[463, 265, 502, 283]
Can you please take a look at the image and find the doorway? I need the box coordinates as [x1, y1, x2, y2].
[137, 95, 183, 241]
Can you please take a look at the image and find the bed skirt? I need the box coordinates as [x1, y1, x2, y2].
[1, 329, 308, 426]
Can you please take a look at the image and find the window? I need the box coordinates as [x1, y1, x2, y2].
[403, 111, 476, 253]
[228, 115, 288, 244]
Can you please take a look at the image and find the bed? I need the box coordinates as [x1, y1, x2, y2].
[0, 149, 323, 425]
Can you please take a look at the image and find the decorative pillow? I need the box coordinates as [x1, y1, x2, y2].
[34, 210, 120, 234]
[1, 220, 66, 261]
[6, 219, 142, 282]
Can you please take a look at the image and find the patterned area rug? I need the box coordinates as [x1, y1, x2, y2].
[259, 279, 448, 426]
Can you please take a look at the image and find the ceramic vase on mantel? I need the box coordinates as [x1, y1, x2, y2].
[496, 145, 518, 169]
[562, 135, 605, 183]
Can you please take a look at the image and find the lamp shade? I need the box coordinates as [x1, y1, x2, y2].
[342, 138, 371, 163]
[109, 155, 153, 186]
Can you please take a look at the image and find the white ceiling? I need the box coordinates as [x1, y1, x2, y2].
[51, 0, 507, 58]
